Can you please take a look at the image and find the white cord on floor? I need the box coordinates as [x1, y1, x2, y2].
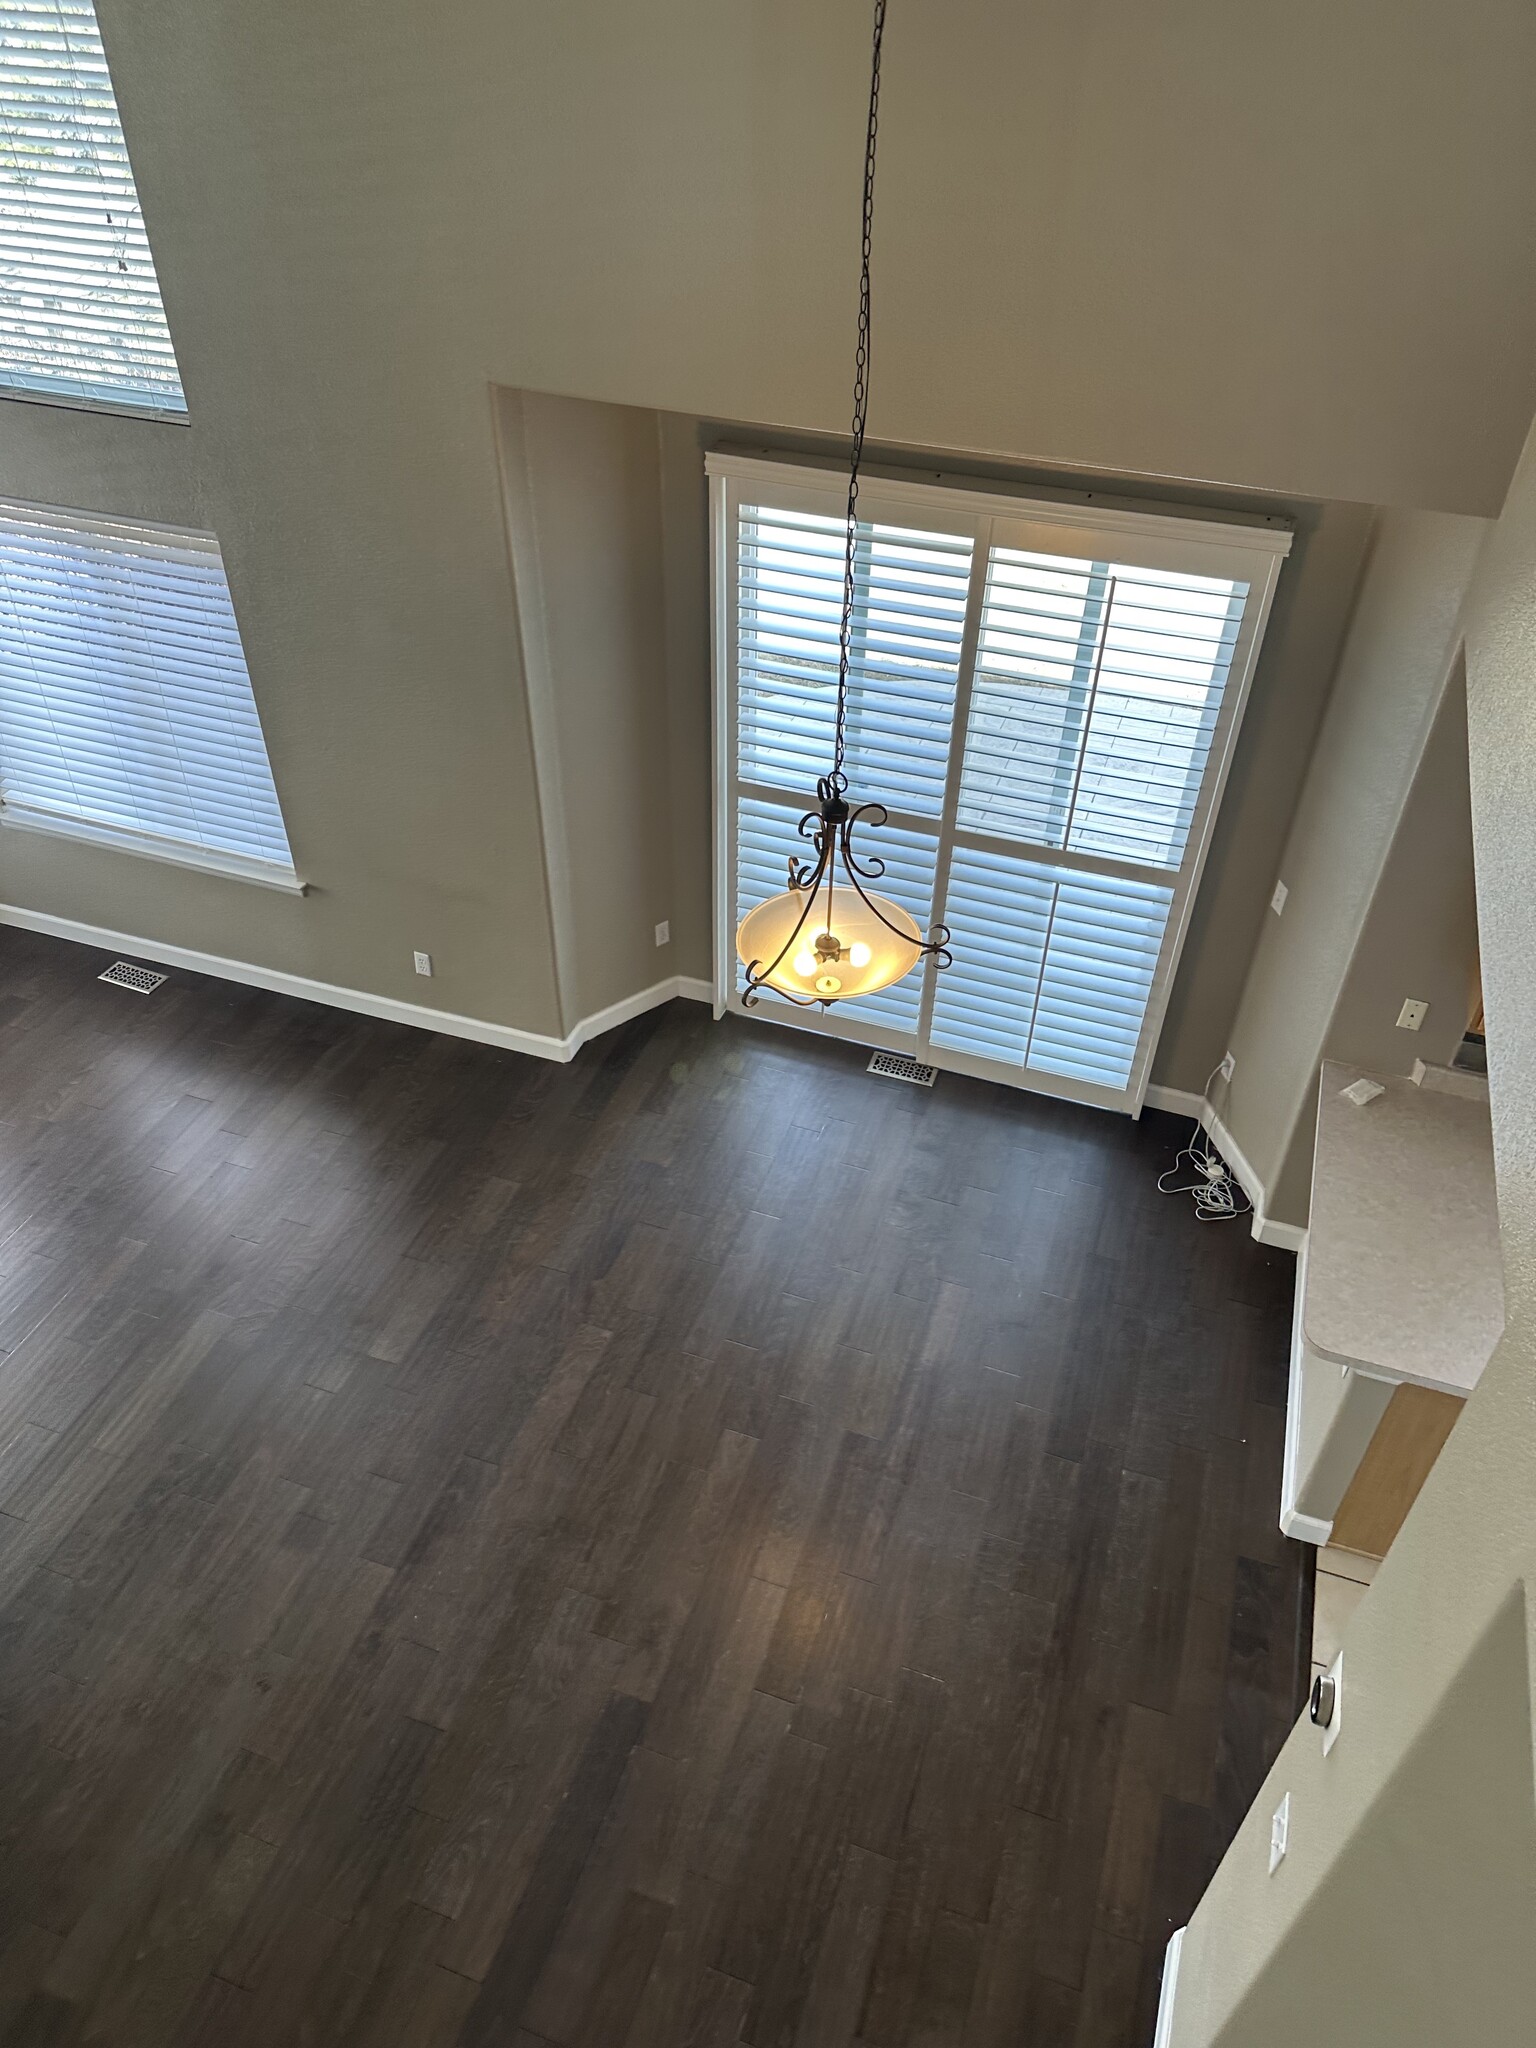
[1157, 1062, 1253, 1223]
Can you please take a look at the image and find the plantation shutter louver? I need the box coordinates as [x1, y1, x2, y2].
[712, 456, 1289, 1112]
[0, 501, 295, 884]
[0, 0, 184, 413]
[730, 497, 971, 1034]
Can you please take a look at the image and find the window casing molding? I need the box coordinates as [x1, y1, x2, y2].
[708, 451, 1291, 1114]
[0, 799, 305, 891]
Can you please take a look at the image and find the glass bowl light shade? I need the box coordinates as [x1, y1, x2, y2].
[736, 880, 924, 1002]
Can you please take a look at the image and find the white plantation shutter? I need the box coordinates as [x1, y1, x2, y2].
[959, 551, 1245, 865]
[0, 502, 295, 883]
[727, 491, 971, 1046]
[736, 503, 971, 815]
[0, 1, 184, 413]
[928, 848, 1174, 1091]
[712, 456, 1289, 1111]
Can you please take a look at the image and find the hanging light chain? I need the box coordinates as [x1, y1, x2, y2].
[735, 0, 951, 1013]
[833, 0, 886, 793]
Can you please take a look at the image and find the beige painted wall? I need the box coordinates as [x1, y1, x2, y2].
[1217, 512, 1486, 1219]
[1166, 424, 1536, 2048]
[496, 390, 680, 1028]
[112, 0, 1536, 516]
[1266, 660, 1481, 1221]
[2, 2, 1532, 1050]
[499, 396, 1374, 1090]
[0, 387, 563, 1037]
[1324, 663, 1478, 1076]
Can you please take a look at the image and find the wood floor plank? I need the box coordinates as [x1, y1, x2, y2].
[0, 932, 1312, 2046]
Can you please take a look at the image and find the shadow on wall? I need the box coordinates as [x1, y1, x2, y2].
[1220, 1587, 1536, 2048]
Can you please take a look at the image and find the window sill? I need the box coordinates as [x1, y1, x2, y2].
[0, 804, 306, 894]
[0, 385, 189, 427]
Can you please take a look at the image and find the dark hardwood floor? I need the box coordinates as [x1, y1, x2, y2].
[0, 928, 1310, 2047]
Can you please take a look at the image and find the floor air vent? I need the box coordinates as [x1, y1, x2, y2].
[868, 1050, 937, 1087]
[98, 961, 167, 995]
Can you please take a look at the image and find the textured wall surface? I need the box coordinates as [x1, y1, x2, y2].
[1218, 512, 1486, 1216]
[1166, 424, 1536, 2048]
[3, 3, 1536, 1046]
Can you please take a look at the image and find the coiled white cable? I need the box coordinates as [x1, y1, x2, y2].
[1157, 1062, 1253, 1223]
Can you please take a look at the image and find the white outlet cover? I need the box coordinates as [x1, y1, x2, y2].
[1397, 998, 1429, 1031]
[413, 951, 432, 977]
[654, 920, 670, 947]
[1269, 1790, 1290, 1874]
[1271, 879, 1289, 916]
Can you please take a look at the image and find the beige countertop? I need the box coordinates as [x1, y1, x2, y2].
[1302, 1060, 1504, 1396]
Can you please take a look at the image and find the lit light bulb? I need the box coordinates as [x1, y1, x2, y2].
[737, 882, 924, 1003]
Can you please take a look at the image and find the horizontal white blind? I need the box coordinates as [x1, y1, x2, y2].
[959, 551, 1245, 868]
[0, 1, 184, 412]
[929, 846, 1173, 1091]
[0, 502, 293, 871]
[737, 794, 937, 1034]
[736, 504, 970, 815]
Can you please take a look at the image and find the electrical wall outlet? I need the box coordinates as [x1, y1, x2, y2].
[413, 951, 432, 977]
[1218, 1051, 1235, 1083]
[1397, 998, 1429, 1031]
[1269, 1791, 1290, 1874]
[654, 921, 670, 947]
[1270, 879, 1289, 916]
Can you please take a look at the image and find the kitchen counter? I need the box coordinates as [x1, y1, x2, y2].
[1302, 1059, 1504, 1394]
[1281, 1059, 1504, 1553]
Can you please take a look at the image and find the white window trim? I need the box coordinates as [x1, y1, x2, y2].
[707, 449, 1292, 1114]
[0, 385, 191, 427]
[0, 799, 306, 893]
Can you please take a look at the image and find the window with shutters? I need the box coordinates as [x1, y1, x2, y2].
[709, 454, 1290, 1113]
[0, 0, 185, 415]
[0, 500, 297, 888]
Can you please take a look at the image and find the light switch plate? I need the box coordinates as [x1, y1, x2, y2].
[1269, 1791, 1290, 1874]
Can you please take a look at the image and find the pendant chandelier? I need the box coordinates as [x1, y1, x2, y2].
[736, 0, 952, 1010]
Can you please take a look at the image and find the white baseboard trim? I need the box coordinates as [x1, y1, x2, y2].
[1153, 1927, 1186, 2048]
[1280, 1503, 1334, 1546]
[1143, 1084, 1206, 1119]
[1195, 1100, 1307, 1251]
[565, 974, 712, 1053]
[1142, 1085, 1309, 1246]
[1253, 1213, 1308, 1252]
[1200, 1100, 1262, 1211]
[0, 903, 712, 1064]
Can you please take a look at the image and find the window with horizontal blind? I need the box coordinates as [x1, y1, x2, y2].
[0, 500, 297, 888]
[710, 454, 1290, 1113]
[0, 0, 184, 414]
